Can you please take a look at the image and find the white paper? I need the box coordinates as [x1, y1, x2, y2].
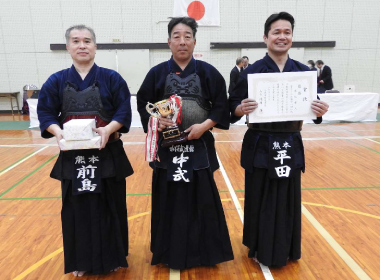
[59, 136, 101, 151]
[248, 71, 317, 123]
[63, 119, 96, 140]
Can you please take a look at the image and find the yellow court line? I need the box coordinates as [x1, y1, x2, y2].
[127, 211, 151, 220]
[366, 138, 380, 144]
[12, 211, 151, 280]
[302, 202, 380, 220]
[227, 197, 374, 278]
[302, 205, 371, 280]
[170, 269, 181, 280]
[13, 247, 63, 280]
[13, 200, 380, 280]
[228, 198, 380, 220]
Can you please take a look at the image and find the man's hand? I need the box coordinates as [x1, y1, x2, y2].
[311, 100, 329, 117]
[235, 98, 258, 117]
[185, 124, 206, 140]
[92, 126, 112, 150]
[47, 124, 63, 147]
[157, 117, 175, 132]
[185, 119, 216, 140]
[92, 121, 123, 150]
[55, 131, 63, 145]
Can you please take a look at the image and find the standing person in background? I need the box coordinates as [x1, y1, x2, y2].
[308, 60, 319, 88]
[307, 60, 317, 71]
[37, 25, 133, 277]
[229, 12, 329, 267]
[316, 60, 334, 92]
[242, 56, 251, 70]
[137, 17, 233, 270]
[229, 57, 244, 94]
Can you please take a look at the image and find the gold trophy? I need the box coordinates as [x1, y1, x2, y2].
[146, 95, 188, 147]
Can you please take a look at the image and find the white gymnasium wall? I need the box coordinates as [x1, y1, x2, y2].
[0, 0, 380, 110]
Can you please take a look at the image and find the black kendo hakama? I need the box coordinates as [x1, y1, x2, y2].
[229, 54, 323, 267]
[49, 77, 133, 274]
[137, 58, 234, 269]
[240, 123, 304, 267]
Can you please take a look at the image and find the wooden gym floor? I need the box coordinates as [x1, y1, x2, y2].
[0, 113, 379, 280]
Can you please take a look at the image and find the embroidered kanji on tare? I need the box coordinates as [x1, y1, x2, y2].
[268, 136, 295, 179]
[167, 144, 194, 182]
[72, 150, 101, 195]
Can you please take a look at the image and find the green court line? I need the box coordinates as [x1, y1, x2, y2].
[340, 124, 380, 138]
[302, 186, 380, 191]
[0, 154, 58, 198]
[0, 121, 36, 130]
[318, 126, 380, 155]
[2, 186, 380, 201]
[341, 138, 380, 155]
[315, 126, 338, 136]
[0, 150, 42, 174]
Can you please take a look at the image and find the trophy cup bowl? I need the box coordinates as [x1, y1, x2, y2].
[146, 100, 173, 118]
[146, 96, 188, 147]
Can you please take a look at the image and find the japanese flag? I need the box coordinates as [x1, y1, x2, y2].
[173, 0, 220, 26]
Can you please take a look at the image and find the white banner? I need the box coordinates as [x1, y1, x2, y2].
[173, 0, 220, 26]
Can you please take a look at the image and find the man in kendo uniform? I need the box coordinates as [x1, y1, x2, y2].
[137, 17, 234, 269]
[37, 25, 133, 276]
[229, 12, 329, 267]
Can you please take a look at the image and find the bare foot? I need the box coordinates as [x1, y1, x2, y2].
[72, 271, 86, 277]
[110, 266, 121, 272]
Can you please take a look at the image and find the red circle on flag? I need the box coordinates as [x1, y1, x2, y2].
[187, 1, 205, 21]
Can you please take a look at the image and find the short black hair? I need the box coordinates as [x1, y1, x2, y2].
[242, 56, 249, 60]
[264, 12, 295, 37]
[316, 60, 324, 65]
[308, 60, 315, 67]
[168, 17, 198, 38]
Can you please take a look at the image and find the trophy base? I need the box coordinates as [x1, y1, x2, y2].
[161, 131, 189, 147]
[162, 127, 181, 139]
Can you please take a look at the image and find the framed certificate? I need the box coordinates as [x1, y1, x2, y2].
[247, 71, 317, 123]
